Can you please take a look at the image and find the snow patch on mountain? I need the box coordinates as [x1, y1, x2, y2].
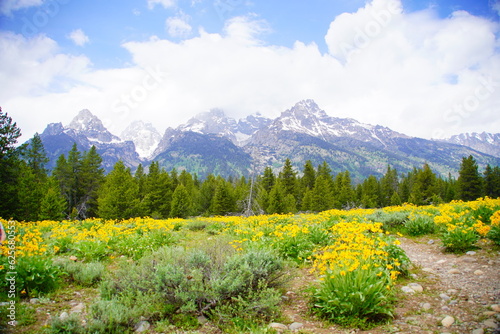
[121, 121, 162, 159]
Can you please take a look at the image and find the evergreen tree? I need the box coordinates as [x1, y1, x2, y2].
[210, 178, 235, 215]
[457, 156, 483, 201]
[380, 166, 398, 207]
[301, 188, 314, 211]
[144, 161, 172, 218]
[0, 108, 22, 218]
[301, 160, 316, 190]
[484, 165, 500, 198]
[360, 175, 380, 208]
[17, 162, 44, 221]
[278, 158, 298, 200]
[25, 133, 49, 180]
[79, 146, 104, 218]
[312, 174, 333, 211]
[98, 161, 140, 219]
[39, 177, 67, 221]
[267, 181, 286, 214]
[67, 143, 83, 215]
[261, 166, 275, 192]
[170, 184, 191, 218]
[135, 164, 147, 200]
[199, 174, 218, 214]
[15, 133, 50, 220]
[409, 163, 438, 205]
[334, 171, 355, 208]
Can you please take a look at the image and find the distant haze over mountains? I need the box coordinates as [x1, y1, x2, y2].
[36, 100, 500, 180]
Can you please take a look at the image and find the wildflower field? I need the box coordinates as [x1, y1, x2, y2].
[1, 198, 500, 333]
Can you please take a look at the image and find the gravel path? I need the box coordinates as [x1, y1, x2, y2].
[277, 237, 500, 334]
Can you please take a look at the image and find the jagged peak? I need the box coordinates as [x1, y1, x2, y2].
[282, 99, 328, 119]
[68, 109, 105, 132]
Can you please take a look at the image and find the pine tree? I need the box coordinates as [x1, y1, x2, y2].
[360, 175, 380, 208]
[170, 184, 191, 218]
[199, 174, 218, 214]
[335, 171, 355, 209]
[301, 188, 314, 211]
[409, 163, 438, 205]
[17, 162, 44, 221]
[457, 156, 483, 201]
[144, 161, 172, 218]
[25, 133, 49, 180]
[484, 165, 500, 198]
[0, 108, 22, 218]
[278, 158, 298, 200]
[267, 181, 286, 214]
[39, 177, 67, 221]
[312, 174, 333, 211]
[380, 166, 398, 207]
[301, 160, 316, 191]
[210, 178, 235, 215]
[67, 143, 83, 215]
[0, 107, 21, 159]
[79, 146, 104, 218]
[98, 161, 140, 219]
[261, 166, 275, 193]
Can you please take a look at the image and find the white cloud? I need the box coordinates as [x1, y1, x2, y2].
[2, 0, 500, 143]
[147, 0, 176, 10]
[166, 14, 192, 38]
[68, 29, 90, 46]
[0, 0, 43, 15]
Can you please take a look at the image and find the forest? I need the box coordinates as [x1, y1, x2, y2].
[1, 109, 500, 222]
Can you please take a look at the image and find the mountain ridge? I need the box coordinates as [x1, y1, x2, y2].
[33, 100, 500, 178]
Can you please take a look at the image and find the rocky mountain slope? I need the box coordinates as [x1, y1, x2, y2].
[35, 101, 500, 179]
[436, 132, 500, 159]
[39, 110, 142, 172]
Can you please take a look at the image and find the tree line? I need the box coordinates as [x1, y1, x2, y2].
[1, 109, 500, 221]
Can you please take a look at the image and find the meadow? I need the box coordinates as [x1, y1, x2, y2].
[1, 197, 500, 333]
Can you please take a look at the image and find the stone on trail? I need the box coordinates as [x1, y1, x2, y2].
[269, 322, 288, 332]
[134, 320, 150, 332]
[441, 315, 454, 327]
[408, 283, 423, 293]
[289, 322, 304, 331]
[483, 318, 498, 329]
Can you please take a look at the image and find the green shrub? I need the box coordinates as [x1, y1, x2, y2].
[1, 255, 61, 298]
[55, 259, 105, 287]
[366, 210, 409, 231]
[48, 313, 85, 334]
[404, 215, 436, 236]
[96, 244, 288, 332]
[311, 261, 394, 329]
[488, 225, 500, 246]
[384, 242, 411, 277]
[441, 224, 479, 253]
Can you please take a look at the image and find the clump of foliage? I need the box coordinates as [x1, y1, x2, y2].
[91, 241, 288, 332]
[404, 214, 436, 236]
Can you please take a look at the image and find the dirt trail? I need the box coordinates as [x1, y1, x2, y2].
[279, 237, 500, 333]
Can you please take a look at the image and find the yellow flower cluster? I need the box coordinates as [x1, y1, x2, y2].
[491, 210, 500, 227]
[310, 219, 398, 282]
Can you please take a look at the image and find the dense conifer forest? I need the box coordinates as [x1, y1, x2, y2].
[1, 109, 500, 221]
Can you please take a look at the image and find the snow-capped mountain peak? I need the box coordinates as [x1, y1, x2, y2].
[121, 121, 162, 159]
[436, 132, 500, 157]
[179, 109, 238, 136]
[67, 109, 121, 143]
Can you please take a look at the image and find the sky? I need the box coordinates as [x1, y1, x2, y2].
[0, 0, 499, 142]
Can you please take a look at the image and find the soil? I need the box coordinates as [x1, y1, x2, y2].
[280, 236, 500, 334]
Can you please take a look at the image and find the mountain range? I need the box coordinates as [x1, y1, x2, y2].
[36, 100, 500, 181]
